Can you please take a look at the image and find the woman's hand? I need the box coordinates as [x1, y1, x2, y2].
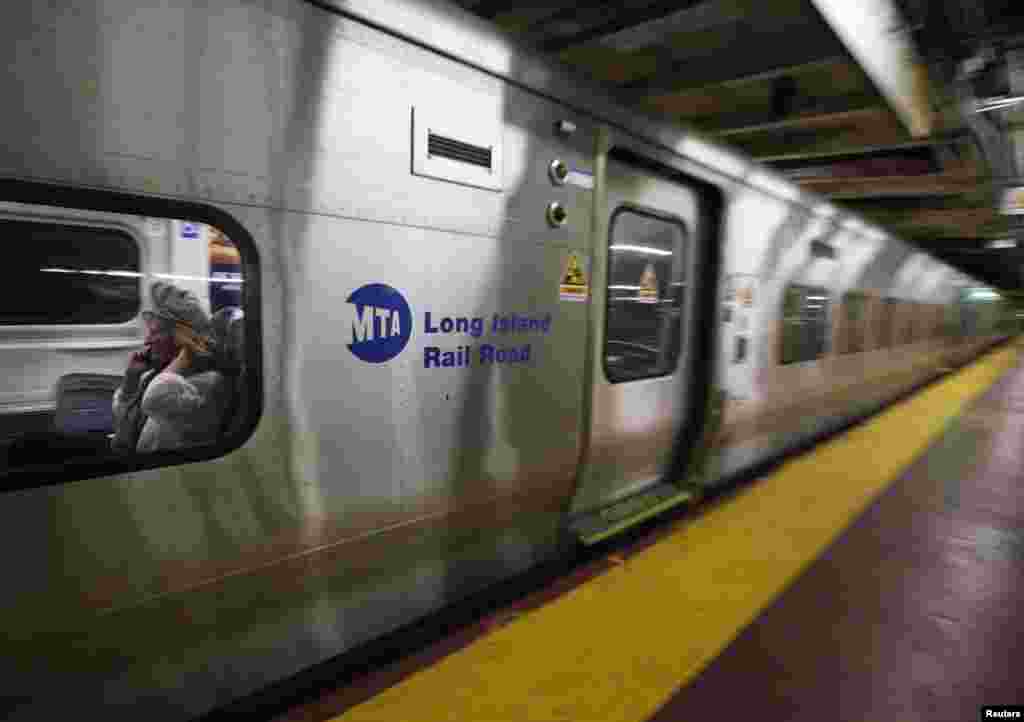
[128, 349, 150, 374]
[166, 345, 192, 375]
[174, 323, 209, 354]
[124, 349, 152, 391]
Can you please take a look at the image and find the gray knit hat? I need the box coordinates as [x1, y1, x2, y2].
[142, 281, 211, 335]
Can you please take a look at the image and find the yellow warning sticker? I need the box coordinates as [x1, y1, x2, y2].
[637, 262, 658, 303]
[559, 251, 588, 302]
[738, 283, 754, 307]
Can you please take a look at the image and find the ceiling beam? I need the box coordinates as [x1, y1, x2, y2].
[699, 96, 884, 137]
[854, 206, 1007, 239]
[807, 0, 938, 137]
[720, 114, 913, 160]
[757, 136, 970, 164]
[681, 55, 850, 98]
[533, 0, 707, 54]
[618, 22, 840, 100]
[467, 0, 575, 21]
[796, 172, 983, 200]
[506, 0, 615, 39]
[589, 0, 751, 53]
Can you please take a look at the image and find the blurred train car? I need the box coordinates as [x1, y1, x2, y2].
[0, 0, 1013, 719]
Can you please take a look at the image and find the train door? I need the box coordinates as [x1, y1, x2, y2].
[570, 150, 707, 542]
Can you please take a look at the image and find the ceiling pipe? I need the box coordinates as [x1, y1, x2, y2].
[954, 53, 1019, 191]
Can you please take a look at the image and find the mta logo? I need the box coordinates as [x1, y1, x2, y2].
[346, 283, 412, 363]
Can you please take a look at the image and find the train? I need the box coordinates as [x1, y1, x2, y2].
[0, 0, 1013, 719]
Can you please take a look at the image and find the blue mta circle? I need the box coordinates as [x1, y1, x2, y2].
[346, 283, 413, 363]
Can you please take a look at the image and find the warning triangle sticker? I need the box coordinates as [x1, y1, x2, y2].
[637, 262, 658, 303]
[559, 251, 588, 302]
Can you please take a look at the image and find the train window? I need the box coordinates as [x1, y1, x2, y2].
[780, 284, 829, 365]
[0, 194, 258, 491]
[960, 299, 978, 337]
[841, 291, 867, 354]
[930, 304, 943, 339]
[901, 301, 916, 344]
[876, 298, 895, 348]
[604, 207, 689, 382]
[943, 303, 959, 339]
[0, 220, 140, 325]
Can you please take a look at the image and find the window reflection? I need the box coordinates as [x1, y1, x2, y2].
[780, 284, 829, 364]
[0, 220, 140, 325]
[604, 208, 689, 382]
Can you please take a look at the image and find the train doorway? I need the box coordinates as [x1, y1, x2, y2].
[570, 149, 709, 542]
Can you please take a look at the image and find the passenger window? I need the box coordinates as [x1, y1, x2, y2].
[604, 207, 689, 382]
[901, 301, 916, 344]
[876, 298, 895, 348]
[943, 303, 959, 339]
[0, 201, 256, 488]
[841, 291, 866, 354]
[780, 284, 829, 365]
[929, 304, 943, 339]
[962, 301, 978, 336]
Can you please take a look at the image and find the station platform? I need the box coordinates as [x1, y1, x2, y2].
[270, 341, 1024, 722]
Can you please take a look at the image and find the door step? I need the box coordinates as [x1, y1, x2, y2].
[570, 482, 695, 546]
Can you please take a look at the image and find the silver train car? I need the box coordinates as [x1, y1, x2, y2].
[0, 0, 1011, 719]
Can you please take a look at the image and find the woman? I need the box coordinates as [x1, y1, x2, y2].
[112, 282, 229, 454]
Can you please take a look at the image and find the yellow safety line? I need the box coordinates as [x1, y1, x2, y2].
[336, 344, 1019, 722]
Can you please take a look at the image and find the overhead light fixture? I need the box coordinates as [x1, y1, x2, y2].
[609, 244, 672, 256]
[974, 95, 1024, 113]
[968, 288, 1000, 300]
[985, 239, 1017, 249]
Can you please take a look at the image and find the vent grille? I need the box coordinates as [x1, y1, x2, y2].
[427, 132, 493, 169]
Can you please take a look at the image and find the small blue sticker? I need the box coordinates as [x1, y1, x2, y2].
[181, 222, 199, 239]
[346, 283, 413, 363]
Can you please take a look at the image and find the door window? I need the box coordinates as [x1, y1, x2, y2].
[604, 207, 689, 382]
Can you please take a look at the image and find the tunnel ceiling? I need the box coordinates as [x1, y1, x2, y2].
[453, 0, 1024, 291]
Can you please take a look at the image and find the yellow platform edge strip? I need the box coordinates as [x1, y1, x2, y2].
[338, 344, 1019, 722]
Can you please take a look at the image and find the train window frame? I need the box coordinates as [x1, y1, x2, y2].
[603, 203, 692, 384]
[779, 283, 831, 365]
[0, 179, 262, 493]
